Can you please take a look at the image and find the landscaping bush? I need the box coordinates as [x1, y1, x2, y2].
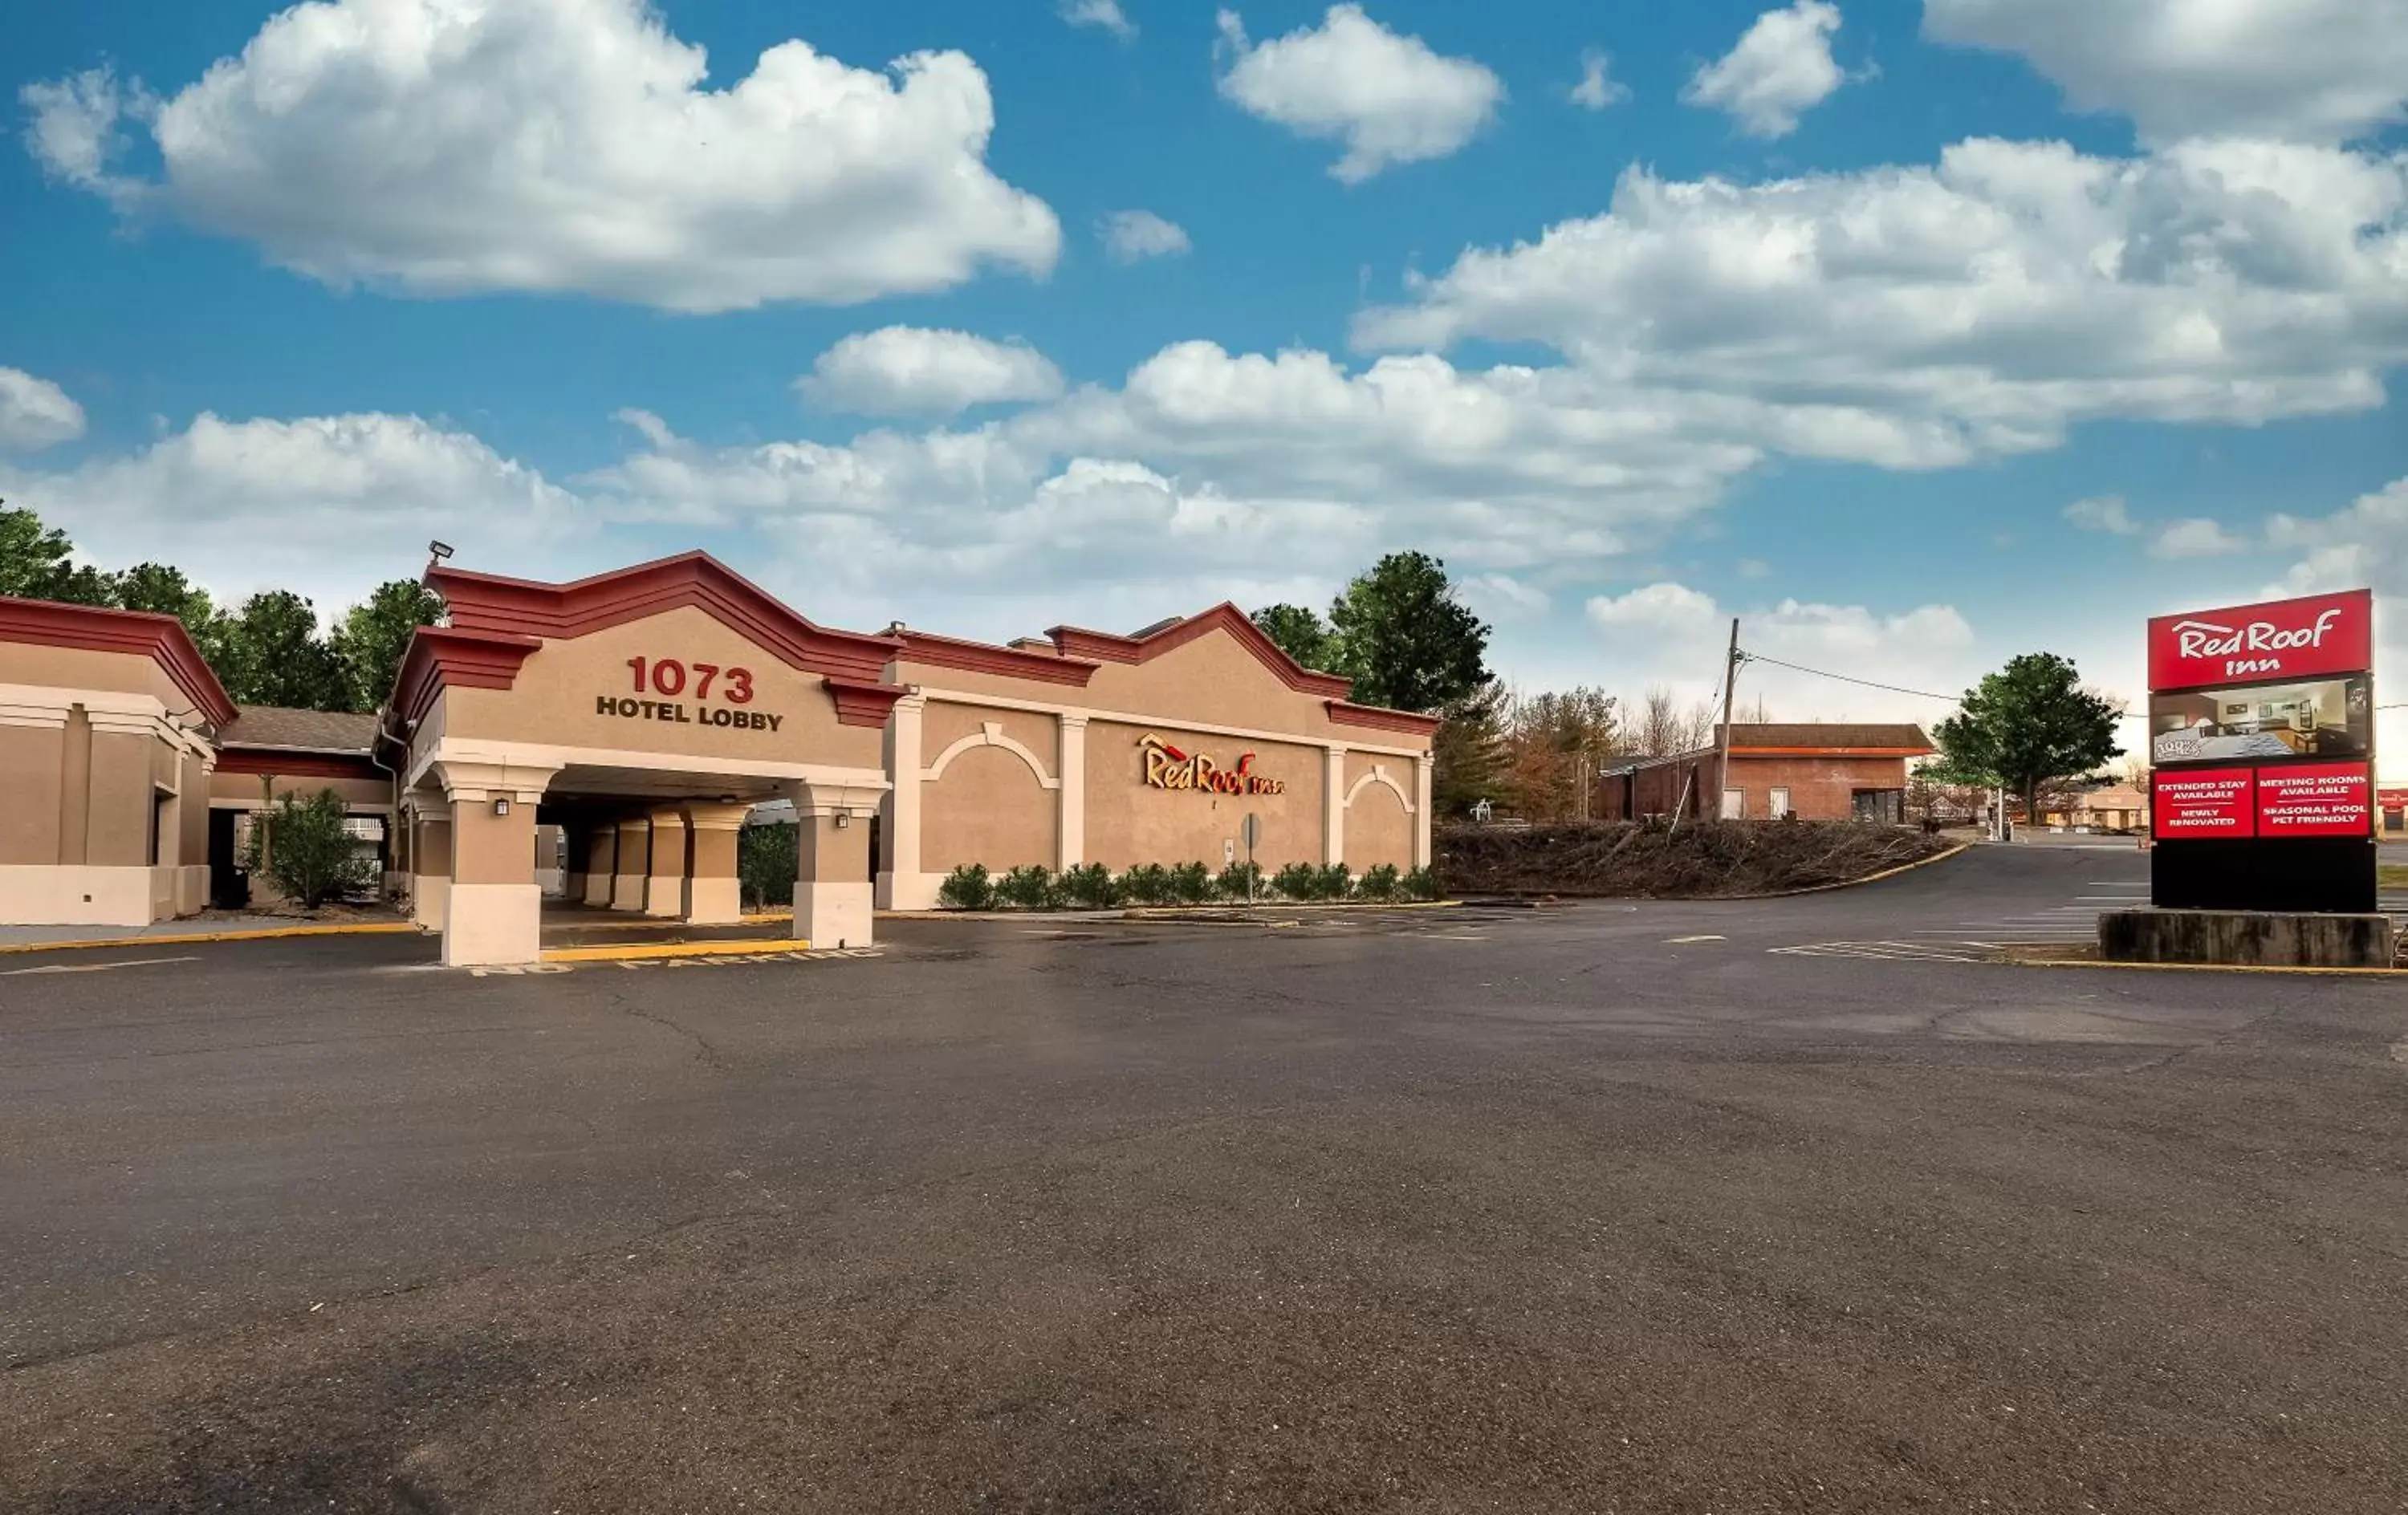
[995, 864, 1060, 909]
[938, 863, 995, 910]
[1218, 861, 1265, 902]
[1061, 861, 1122, 909]
[1357, 863, 1401, 901]
[738, 822, 796, 908]
[1271, 862, 1320, 901]
[1169, 861, 1214, 904]
[253, 787, 375, 908]
[1119, 863, 1173, 906]
[1401, 866, 1440, 901]
[1317, 863, 1353, 900]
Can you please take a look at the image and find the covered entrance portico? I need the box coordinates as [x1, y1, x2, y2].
[388, 554, 903, 968]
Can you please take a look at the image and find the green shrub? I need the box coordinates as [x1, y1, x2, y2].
[737, 823, 797, 908]
[1357, 863, 1401, 901]
[1218, 861, 1264, 902]
[1118, 863, 1172, 905]
[254, 787, 376, 908]
[995, 864, 1059, 909]
[938, 863, 995, 910]
[1317, 863, 1353, 900]
[1401, 866, 1440, 902]
[1169, 861, 1214, 904]
[1061, 861, 1122, 909]
[1270, 862, 1320, 900]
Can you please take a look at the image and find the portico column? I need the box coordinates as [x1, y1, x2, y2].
[644, 807, 689, 918]
[785, 780, 882, 948]
[433, 760, 558, 968]
[610, 816, 650, 912]
[877, 691, 936, 911]
[1324, 745, 1348, 867]
[1056, 713, 1088, 869]
[410, 805, 453, 932]
[583, 826, 617, 908]
[1413, 753, 1435, 869]
[681, 803, 750, 925]
[561, 823, 588, 904]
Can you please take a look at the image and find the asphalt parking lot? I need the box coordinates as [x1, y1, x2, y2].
[6, 846, 2407, 1513]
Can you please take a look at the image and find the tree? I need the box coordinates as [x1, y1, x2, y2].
[0, 504, 114, 605]
[1251, 603, 1340, 672]
[112, 562, 233, 666]
[1931, 653, 2123, 831]
[1503, 687, 1621, 819]
[1431, 679, 1511, 818]
[1633, 686, 1717, 758]
[254, 787, 375, 908]
[331, 579, 444, 712]
[1327, 551, 1491, 712]
[218, 591, 348, 709]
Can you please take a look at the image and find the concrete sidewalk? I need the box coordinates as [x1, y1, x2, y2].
[0, 913, 409, 948]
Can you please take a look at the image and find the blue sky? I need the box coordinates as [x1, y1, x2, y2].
[4, 0, 2406, 737]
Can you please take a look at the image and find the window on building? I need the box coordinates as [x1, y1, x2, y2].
[1769, 786, 1792, 819]
[1721, 788, 1745, 820]
[1852, 789, 1905, 825]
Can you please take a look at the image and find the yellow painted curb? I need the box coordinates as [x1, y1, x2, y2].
[540, 937, 810, 964]
[1999, 952, 2408, 978]
[543, 912, 791, 932]
[0, 922, 417, 956]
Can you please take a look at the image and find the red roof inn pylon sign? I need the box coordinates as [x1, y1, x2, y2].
[2146, 589, 2376, 913]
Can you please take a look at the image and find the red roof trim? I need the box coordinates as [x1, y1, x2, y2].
[1045, 603, 1357, 701]
[429, 551, 901, 685]
[825, 676, 908, 729]
[0, 595, 237, 727]
[393, 626, 542, 725]
[893, 628, 1100, 688]
[1325, 700, 1442, 737]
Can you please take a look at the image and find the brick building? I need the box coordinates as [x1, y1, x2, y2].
[1597, 724, 1935, 824]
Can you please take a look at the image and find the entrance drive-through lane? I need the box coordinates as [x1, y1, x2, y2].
[4, 848, 2406, 1513]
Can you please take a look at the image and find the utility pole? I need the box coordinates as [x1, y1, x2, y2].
[1715, 617, 1741, 820]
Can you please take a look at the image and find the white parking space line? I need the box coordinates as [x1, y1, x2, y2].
[2, 955, 201, 976]
[1771, 941, 1987, 963]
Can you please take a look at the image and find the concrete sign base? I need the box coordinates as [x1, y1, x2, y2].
[2099, 908, 2394, 969]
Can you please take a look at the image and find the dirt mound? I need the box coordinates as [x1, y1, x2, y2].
[1435, 820, 1954, 899]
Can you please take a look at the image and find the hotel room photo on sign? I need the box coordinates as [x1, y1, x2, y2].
[2148, 676, 2372, 765]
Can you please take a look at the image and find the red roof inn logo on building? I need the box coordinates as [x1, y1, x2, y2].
[1140, 733, 1287, 795]
[2148, 590, 2372, 688]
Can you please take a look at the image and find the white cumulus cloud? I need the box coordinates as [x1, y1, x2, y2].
[20, 0, 1060, 312]
[1588, 582, 1975, 721]
[1215, 5, 1504, 182]
[1682, 1, 1853, 140]
[0, 368, 87, 451]
[1356, 137, 2408, 460]
[2150, 517, 2251, 558]
[1098, 209, 1192, 262]
[2064, 495, 2138, 534]
[800, 328, 1066, 418]
[1060, 0, 1136, 39]
[1571, 49, 1632, 111]
[0, 412, 586, 611]
[1924, 0, 2408, 146]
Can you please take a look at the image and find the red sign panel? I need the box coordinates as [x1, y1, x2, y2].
[2255, 762, 2373, 837]
[2152, 767, 2255, 839]
[2148, 589, 2372, 691]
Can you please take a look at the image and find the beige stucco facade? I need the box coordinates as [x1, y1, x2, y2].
[881, 610, 1435, 908]
[2, 554, 1434, 953]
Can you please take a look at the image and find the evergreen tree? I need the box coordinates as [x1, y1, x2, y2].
[111, 562, 233, 666]
[1327, 551, 1491, 712]
[1431, 679, 1511, 818]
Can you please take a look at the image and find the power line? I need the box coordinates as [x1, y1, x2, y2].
[1736, 652, 1960, 704]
